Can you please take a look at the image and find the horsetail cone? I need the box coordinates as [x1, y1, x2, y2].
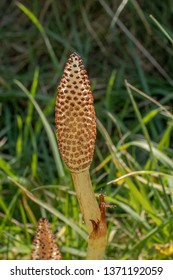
[55, 53, 96, 173]
[32, 218, 62, 260]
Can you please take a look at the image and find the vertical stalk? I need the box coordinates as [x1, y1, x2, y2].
[72, 170, 107, 259]
[87, 194, 107, 260]
[71, 169, 100, 233]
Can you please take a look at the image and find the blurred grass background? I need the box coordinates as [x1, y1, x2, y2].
[1, 0, 173, 259]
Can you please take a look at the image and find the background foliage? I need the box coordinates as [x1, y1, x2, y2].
[1, 0, 173, 259]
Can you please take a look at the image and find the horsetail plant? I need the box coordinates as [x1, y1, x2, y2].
[55, 53, 107, 259]
[32, 218, 62, 260]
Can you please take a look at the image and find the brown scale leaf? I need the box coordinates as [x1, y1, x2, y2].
[89, 194, 108, 240]
[31, 218, 62, 260]
[55, 52, 96, 173]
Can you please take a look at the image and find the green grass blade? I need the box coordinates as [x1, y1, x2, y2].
[9, 177, 87, 240]
[14, 79, 65, 179]
[16, 2, 60, 72]
[122, 140, 173, 169]
[130, 215, 173, 258]
[24, 67, 39, 143]
[125, 80, 153, 154]
[150, 15, 173, 45]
